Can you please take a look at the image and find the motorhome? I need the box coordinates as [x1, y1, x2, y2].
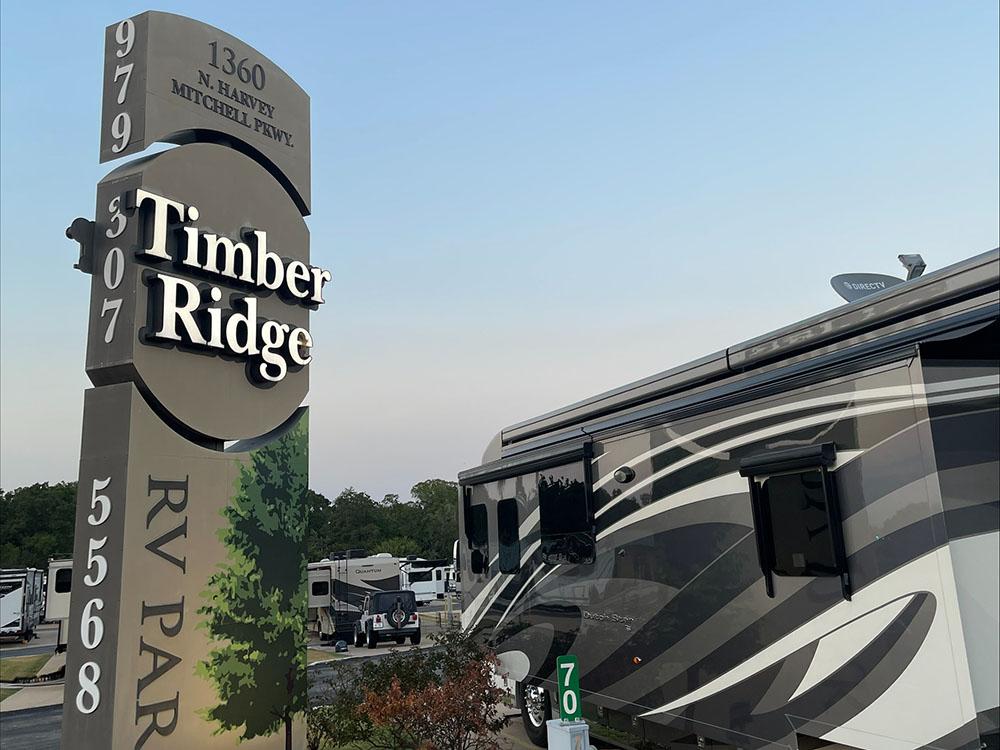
[45, 558, 73, 652]
[400, 557, 453, 605]
[308, 552, 401, 642]
[457, 249, 999, 749]
[0, 568, 45, 642]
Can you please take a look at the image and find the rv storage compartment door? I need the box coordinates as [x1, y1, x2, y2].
[740, 442, 851, 601]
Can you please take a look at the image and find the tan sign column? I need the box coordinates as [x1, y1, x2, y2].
[62, 12, 326, 750]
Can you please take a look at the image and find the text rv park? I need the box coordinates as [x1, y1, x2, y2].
[136, 189, 331, 385]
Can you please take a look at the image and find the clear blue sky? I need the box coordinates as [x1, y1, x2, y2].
[2, 1, 998, 501]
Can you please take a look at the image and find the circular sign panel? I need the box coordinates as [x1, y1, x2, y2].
[85, 142, 329, 442]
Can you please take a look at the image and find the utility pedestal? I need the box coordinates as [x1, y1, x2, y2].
[546, 719, 592, 750]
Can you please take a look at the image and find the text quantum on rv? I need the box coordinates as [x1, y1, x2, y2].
[135, 189, 331, 385]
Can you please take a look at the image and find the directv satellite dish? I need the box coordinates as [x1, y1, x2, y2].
[830, 273, 905, 303]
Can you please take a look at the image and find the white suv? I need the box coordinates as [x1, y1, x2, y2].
[355, 590, 421, 648]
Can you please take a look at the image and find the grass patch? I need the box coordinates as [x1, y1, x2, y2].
[0, 687, 19, 703]
[308, 648, 344, 664]
[0, 654, 50, 682]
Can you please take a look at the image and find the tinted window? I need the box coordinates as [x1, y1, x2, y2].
[408, 570, 432, 583]
[761, 470, 838, 576]
[373, 591, 417, 611]
[497, 498, 521, 573]
[468, 503, 489, 574]
[55, 569, 72, 594]
[469, 503, 488, 547]
[311, 580, 329, 597]
[538, 463, 594, 564]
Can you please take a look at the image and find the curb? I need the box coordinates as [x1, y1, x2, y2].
[0, 680, 65, 688]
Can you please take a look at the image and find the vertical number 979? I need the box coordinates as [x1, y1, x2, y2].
[109, 18, 134, 153]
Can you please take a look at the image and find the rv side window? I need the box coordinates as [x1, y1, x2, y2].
[538, 462, 595, 565]
[497, 497, 520, 573]
[468, 503, 489, 574]
[311, 581, 329, 597]
[741, 443, 850, 600]
[761, 471, 838, 576]
[55, 568, 72, 593]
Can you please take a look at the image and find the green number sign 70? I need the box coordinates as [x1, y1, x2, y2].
[556, 654, 581, 721]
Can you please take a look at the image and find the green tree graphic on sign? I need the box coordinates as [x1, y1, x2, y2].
[198, 412, 309, 750]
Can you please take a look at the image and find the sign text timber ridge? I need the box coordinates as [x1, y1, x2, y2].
[136, 189, 331, 385]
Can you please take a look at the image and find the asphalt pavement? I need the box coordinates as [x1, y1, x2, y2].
[0, 643, 57, 659]
[0, 705, 61, 750]
[0, 703, 549, 750]
[0, 623, 59, 660]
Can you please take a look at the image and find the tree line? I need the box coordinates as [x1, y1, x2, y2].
[0, 479, 460, 570]
[305, 479, 459, 561]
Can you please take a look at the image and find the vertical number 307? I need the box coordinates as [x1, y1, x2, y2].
[100, 197, 127, 344]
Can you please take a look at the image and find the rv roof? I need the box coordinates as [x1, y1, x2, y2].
[501, 248, 999, 448]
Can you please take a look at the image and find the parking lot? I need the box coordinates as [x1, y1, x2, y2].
[0, 622, 60, 660]
[0, 605, 566, 750]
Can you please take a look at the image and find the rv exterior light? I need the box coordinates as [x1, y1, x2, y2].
[898, 254, 926, 280]
[614, 466, 636, 484]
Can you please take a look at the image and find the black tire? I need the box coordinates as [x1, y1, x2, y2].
[410, 632, 421, 646]
[366, 628, 378, 649]
[517, 681, 551, 747]
[354, 628, 364, 647]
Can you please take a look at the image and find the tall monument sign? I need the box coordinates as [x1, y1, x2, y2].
[62, 12, 325, 749]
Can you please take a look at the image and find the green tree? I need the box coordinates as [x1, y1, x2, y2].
[379, 536, 422, 558]
[0, 482, 77, 569]
[410, 479, 460, 560]
[198, 413, 309, 750]
[302, 479, 461, 564]
[305, 490, 336, 562]
[325, 488, 385, 554]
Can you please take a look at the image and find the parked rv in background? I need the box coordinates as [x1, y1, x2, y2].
[45, 558, 73, 652]
[0, 568, 44, 642]
[400, 557, 453, 605]
[308, 551, 401, 642]
[458, 250, 1000, 749]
